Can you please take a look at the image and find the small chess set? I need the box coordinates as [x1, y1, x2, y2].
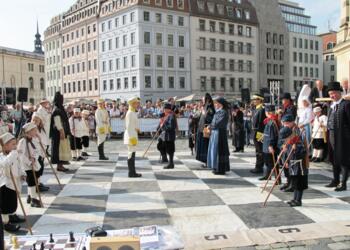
[5, 232, 86, 250]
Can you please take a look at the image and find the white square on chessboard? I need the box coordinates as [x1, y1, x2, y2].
[243, 177, 288, 187]
[75, 166, 116, 174]
[58, 182, 112, 197]
[157, 179, 210, 192]
[33, 212, 104, 234]
[294, 198, 350, 223]
[20, 196, 55, 215]
[152, 164, 190, 172]
[106, 192, 167, 212]
[213, 187, 280, 205]
[112, 171, 156, 182]
[169, 205, 248, 235]
[192, 170, 240, 179]
[41, 173, 74, 185]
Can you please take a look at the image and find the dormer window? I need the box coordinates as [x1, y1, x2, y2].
[197, 0, 205, 11]
[245, 10, 250, 20]
[167, 0, 173, 7]
[178, 0, 184, 9]
[207, 2, 215, 14]
[236, 8, 242, 18]
[217, 4, 224, 15]
[155, 0, 162, 6]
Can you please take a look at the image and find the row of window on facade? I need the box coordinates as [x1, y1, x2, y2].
[63, 79, 98, 94]
[142, 0, 185, 9]
[292, 66, 320, 78]
[47, 55, 60, 66]
[47, 86, 59, 97]
[266, 33, 284, 46]
[325, 54, 335, 61]
[63, 60, 97, 76]
[266, 64, 285, 76]
[28, 77, 45, 90]
[28, 63, 45, 73]
[292, 37, 320, 50]
[266, 48, 284, 61]
[200, 76, 252, 92]
[198, 38, 253, 54]
[47, 70, 61, 81]
[45, 40, 60, 52]
[199, 57, 254, 72]
[142, 11, 185, 26]
[286, 22, 316, 36]
[62, 24, 97, 44]
[62, 40, 97, 59]
[197, 1, 250, 20]
[102, 75, 186, 91]
[292, 52, 320, 64]
[62, 5, 98, 28]
[282, 12, 310, 26]
[199, 19, 252, 37]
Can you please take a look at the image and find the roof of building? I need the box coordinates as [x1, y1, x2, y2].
[0, 46, 44, 60]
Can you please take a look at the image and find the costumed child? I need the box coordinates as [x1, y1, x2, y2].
[18, 123, 43, 208]
[32, 113, 50, 192]
[69, 108, 85, 161]
[81, 110, 91, 157]
[0, 133, 26, 232]
[311, 106, 327, 162]
[281, 114, 308, 207]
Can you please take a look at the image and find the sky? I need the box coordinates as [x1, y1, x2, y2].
[0, 0, 341, 52]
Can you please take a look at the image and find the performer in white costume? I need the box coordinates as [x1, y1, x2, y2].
[95, 99, 110, 160]
[124, 97, 142, 178]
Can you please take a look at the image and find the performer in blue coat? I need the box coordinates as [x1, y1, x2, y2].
[207, 97, 230, 175]
[260, 105, 280, 181]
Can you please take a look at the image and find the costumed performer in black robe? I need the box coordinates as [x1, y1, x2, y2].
[232, 104, 245, 152]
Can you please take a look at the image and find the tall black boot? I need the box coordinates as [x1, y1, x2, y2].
[99, 143, 109, 160]
[161, 154, 168, 163]
[128, 153, 142, 178]
[164, 152, 175, 169]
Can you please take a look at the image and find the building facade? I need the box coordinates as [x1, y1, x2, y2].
[250, 0, 289, 94]
[0, 29, 45, 105]
[319, 31, 337, 84]
[99, 0, 191, 101]
[44, 15, 63, 101]
[334, 0, 350, 82]
[279, 0, 323, 94]
[190, 0, 258, 98]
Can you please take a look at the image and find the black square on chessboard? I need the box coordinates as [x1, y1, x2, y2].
[103, 209, 171, 230]
[231, 168, 261, 178]
[308, 174, 333, 185]
[155, 171, 198, 180]
[162, 190, 224, 208]
[70, 172, 114, 183]
[110, 181, 160, 194]
[229, 202, 314, 229]
[271, 187, 331, 201]
[46, 195, 108, 214]
[202, 178, 256, 189]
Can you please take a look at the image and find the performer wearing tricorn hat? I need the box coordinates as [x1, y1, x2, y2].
[124, 97, 142, 178]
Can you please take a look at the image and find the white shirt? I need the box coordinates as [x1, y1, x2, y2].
[298, 106, 314, 126]
[124, 109, 140, 146]
[0, 151, 24, 191]
[109, 108, 121, 118]
[69, 117, 86, 138]
[36, 106, 51, 136]
[17, 138, 41, 172]
[312, 115, 328, 139]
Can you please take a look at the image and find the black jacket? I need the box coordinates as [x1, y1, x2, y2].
[309, 86, 329, 103]
[160, 114, 177, 142]
[252, 106, 266, 133]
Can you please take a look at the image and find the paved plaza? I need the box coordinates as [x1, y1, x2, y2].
[6, 139, 350, 249]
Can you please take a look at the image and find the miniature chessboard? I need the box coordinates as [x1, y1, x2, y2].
[5, 234, 85, 250]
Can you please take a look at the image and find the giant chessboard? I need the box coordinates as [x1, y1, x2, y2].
[9, 140, 350, 249]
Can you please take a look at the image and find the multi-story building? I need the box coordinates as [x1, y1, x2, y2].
[334, 0, 350, 82]
[0, 26, 45, 104]
[319, 31, 337, 84]
[60, 0, 101, 101]
[250, 0, 289, 93]
[190, 0, 258, 98]
[99, 0, 191, 101]
[279, 0, 323, 94]
[44, 15, 63, 101]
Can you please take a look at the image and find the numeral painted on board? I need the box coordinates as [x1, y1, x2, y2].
[278, 228, 301, 234]
[204, 234, 228, 241]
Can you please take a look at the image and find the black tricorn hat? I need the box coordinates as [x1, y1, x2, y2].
[328, 81, 342, 92]
[281, 92, 292, 100]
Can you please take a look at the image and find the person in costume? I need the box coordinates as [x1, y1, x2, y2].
[50, 92, 71, 172]
[95, 99, 110, 160]
[159, 103, 177, 169]
[207, 97, 230, 175]
[31, 113, 50, 192]
[280, 115, 308, 207]
[196, 93, 215, 167]
[18, 123, 42, 208]
[250, 94, 266, 174]
[311, 106, 327, 162]
[124, 97, 142, 177]
[326, 81, 350, 191]
[81, 110, 91, 157]
[232, 104, 245, 153]
[260, 105, 280, 181]
[279, 93, 297, 122]
[0, 133, 26, 232]
[298, 97, 314, 146]
[69, 108, 85, 161]
[36, 98, 52, 156]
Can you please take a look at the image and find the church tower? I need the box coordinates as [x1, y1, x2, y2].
[337, 0, 350, 43]
[34, 21, 44, 54]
